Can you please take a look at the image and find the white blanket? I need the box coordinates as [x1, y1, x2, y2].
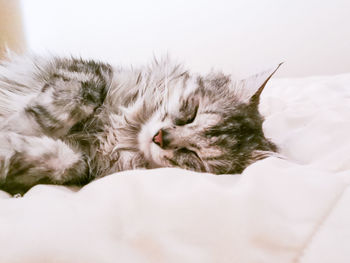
[1, 74, 349, 263]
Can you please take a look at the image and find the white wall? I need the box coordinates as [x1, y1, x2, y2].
[21, 0, 350, 78]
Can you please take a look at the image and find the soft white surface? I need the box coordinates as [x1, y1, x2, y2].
[1, 73, 350, 263]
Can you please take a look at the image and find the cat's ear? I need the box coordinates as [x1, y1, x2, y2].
[234, 63, 283, 107]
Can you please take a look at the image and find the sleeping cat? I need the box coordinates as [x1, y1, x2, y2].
[0, 55, 280, 195]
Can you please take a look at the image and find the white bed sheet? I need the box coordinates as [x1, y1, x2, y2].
[1, 73, 350, 263]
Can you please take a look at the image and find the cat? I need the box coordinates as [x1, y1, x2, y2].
[0, 54, 280, 195]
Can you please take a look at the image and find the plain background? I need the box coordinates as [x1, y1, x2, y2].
[19, 0, 350, 78]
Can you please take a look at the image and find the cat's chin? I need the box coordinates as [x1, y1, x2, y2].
[146, 159, 169, 169]
[143, 141, 175, 169]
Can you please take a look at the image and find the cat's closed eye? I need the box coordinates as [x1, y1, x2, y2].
[177, 147, 199, 158]
[175, 147, 205, 172]
[174, 101, 198, 126]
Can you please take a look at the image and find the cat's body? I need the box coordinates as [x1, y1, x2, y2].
[0, 55, 279, 195]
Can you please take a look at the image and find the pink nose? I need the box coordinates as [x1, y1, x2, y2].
[152, 129, 163, 148]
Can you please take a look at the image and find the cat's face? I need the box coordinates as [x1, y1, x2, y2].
[138, 65, 280, 174]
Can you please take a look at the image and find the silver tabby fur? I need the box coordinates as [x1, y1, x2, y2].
[0, 54, 279, 194]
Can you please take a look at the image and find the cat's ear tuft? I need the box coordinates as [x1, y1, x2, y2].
[234, 63, 283, 107]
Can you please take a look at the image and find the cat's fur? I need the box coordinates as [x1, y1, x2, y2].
[0, 54, 280, 195]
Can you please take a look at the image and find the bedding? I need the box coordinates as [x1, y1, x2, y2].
[0, 73, 349, 263]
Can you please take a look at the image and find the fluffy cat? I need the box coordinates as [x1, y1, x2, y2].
[0, 54, 280, 195]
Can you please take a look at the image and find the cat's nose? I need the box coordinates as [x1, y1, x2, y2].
[152, 129, 170, 148]
[152, 129, 163, 147]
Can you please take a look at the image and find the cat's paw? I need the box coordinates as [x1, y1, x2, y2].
[25, 74, 108, 136]
[40, 74, 106, 119]
[0, 136, 90, 195]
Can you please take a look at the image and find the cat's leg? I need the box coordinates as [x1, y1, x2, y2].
[2, 70, 109, 137]
[0, 132, 89, 195]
